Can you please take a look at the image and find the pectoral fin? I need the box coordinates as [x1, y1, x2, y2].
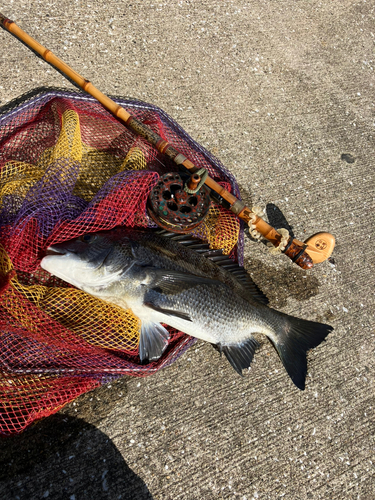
[144, 302, 192, 321]
[139, 321, 170, 362]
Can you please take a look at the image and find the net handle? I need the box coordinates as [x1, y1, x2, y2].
[0, 12, 333, 269]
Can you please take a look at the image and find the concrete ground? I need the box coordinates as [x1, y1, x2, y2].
[0, 1, 374, 499]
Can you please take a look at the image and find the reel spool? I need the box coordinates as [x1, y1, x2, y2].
[148, 172, 211, 233]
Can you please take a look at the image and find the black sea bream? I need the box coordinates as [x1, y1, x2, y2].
[41, 228, 333, 389]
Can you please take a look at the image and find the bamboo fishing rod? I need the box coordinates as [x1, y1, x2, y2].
[0, 12, 335, 269]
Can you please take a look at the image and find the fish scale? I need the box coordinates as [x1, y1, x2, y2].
[144, 283, 271, 344]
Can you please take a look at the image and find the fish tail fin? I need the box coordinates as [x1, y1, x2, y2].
[269, 315, 333, 390]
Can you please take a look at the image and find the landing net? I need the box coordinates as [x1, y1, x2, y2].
[0, 89, 243, 435]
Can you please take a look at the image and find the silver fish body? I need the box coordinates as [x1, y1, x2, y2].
[41, 228, 333, 389]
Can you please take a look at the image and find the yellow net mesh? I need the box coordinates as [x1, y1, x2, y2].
[0, 110, 149, 205]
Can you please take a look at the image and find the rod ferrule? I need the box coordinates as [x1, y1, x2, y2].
[174, 153, 187, 165]
[230, 199, 246, 215]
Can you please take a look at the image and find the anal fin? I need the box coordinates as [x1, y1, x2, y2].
[139, 321, 170, 362]
[220, 338, 259, 376]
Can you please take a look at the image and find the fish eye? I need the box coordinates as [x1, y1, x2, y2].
[80, 234, 93, 242]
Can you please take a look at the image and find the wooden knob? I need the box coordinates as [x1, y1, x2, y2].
[187, 173, 201, 191]
[304, 232, 335, 264]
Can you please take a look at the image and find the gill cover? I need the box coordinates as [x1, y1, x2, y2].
[40, 233, 127, 289]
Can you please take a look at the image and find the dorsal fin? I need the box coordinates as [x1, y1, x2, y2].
[156, 230, 269, 305]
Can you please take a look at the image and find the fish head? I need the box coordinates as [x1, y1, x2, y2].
[40, 231, 134, 291]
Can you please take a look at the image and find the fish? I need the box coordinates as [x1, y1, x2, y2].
[40, 228, 333, 390]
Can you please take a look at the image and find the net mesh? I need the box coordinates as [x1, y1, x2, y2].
[0, 88, 244, 435]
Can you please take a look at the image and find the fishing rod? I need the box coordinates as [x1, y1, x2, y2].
[0, 12, 335, 269]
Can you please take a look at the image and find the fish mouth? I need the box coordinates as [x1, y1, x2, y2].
[45, 246, 68, 256]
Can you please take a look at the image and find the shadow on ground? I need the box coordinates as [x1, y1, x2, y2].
[237, 193, 324, 309]
[0, 378, 153, 500]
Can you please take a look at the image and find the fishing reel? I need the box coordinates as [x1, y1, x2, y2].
[148, 172, 211, 233]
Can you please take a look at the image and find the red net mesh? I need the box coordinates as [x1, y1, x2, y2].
[0, 89, 243, 435]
